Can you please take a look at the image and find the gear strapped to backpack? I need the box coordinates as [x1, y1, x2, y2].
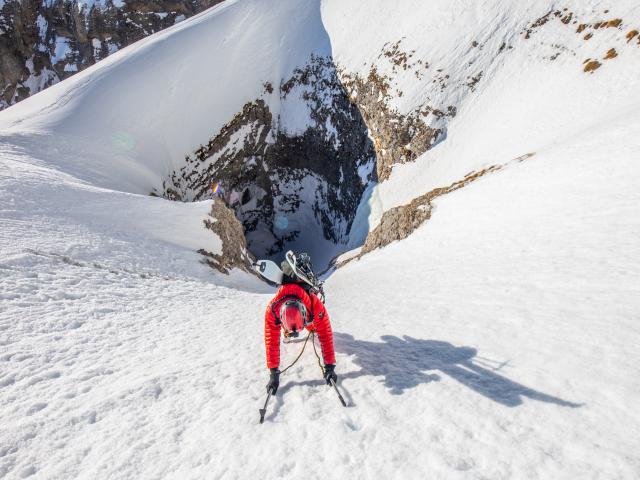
[281, 250, 325, 303]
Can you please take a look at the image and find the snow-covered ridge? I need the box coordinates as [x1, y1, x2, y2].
[0, 0, 223, 110]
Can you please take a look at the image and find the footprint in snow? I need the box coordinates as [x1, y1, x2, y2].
[343, 418, 361, 432]
[26, 402, 47, 415]
[27, 370, 61, 386]
[19, 466, 36, 478]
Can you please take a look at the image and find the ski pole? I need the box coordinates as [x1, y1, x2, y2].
[329, 378, 347, 407]
[259, 391, 272, 424]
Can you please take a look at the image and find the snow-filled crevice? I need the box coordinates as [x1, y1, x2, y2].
[159, 55, 378, 270]
[158, 43, 463, 270]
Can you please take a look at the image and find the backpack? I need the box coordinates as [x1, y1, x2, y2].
[282, 251, 325, 302]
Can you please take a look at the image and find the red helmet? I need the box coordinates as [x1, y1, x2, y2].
[279, 299, 308, 337]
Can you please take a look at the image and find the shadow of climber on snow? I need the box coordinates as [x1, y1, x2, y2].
[334, 333, 581, 408]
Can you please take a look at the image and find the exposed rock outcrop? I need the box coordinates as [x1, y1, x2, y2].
[198, 198, 255, 274]
[358, 153, 535, 256]
[522, 8, 637, 70]
[340, 65, 455, 181]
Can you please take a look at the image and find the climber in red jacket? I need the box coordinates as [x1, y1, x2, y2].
[264, 255, 337, 395]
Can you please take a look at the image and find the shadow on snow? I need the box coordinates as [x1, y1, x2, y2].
[267, 332, 581, 420]
[333, 333, 581, 408]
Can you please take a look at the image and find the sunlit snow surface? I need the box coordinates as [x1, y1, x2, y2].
[1, 0, 640, 478]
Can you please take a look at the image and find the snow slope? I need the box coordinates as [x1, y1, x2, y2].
[324, 0, 640, 229]
[2, 103, 639, 480]
[2, 0, 640, 479]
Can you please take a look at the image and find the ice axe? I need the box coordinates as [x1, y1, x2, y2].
[259, 390, 272, 424]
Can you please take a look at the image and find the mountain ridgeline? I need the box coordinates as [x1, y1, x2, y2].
[3, 0, 632, 272]
[0, 0, 222, 109]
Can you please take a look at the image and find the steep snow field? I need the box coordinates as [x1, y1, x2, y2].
[3, 107, 639, 480]
[325, 0, 640, 226]
[2, 0, 640, 479]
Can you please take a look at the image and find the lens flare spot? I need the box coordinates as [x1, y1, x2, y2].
[274, 215, 289, 230]
[112, 131, 135, 152]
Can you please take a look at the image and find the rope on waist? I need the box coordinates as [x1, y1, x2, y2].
[280, 331, 325, 376]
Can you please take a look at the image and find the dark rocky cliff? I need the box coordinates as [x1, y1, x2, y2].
[0, 0, 222, 109]
[160, 56, 377, 262]
[158, 45, 460, 264]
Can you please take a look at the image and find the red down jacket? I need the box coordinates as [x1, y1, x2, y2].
[264, 283, 335, 369]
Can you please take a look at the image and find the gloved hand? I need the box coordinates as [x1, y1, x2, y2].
[266, 368, 280, 394]
[323, 364, 337, 385]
